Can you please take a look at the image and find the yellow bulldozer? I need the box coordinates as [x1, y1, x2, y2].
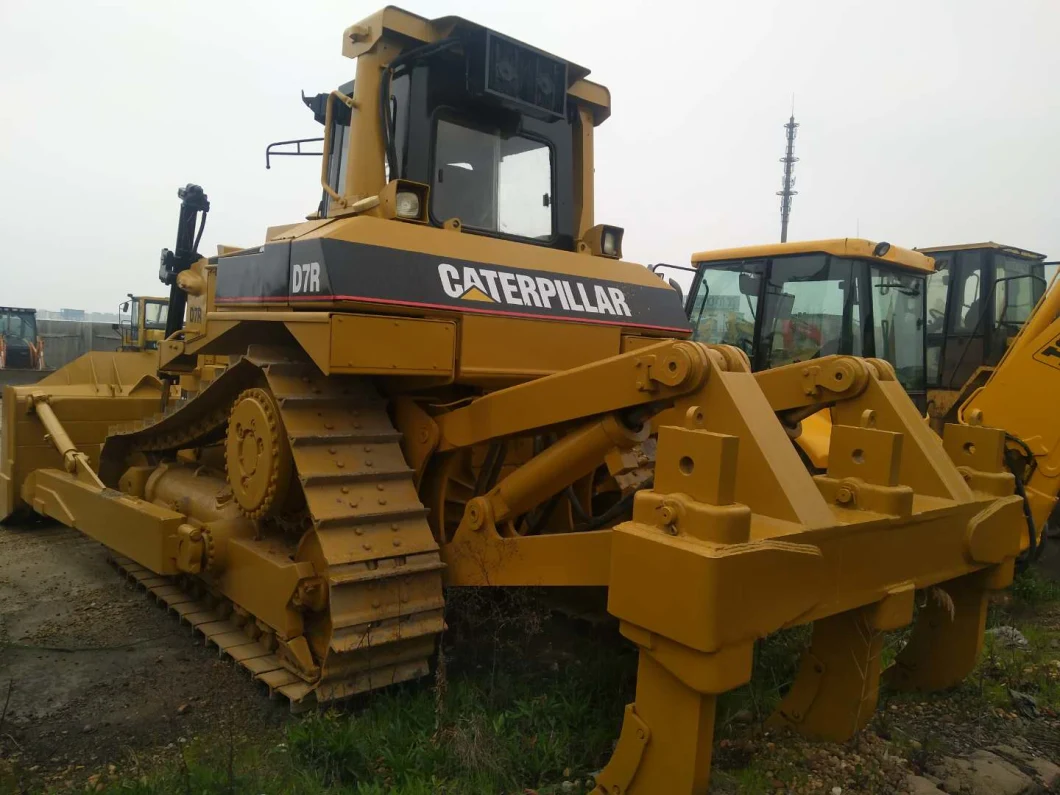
[0, 9, 1037, 793]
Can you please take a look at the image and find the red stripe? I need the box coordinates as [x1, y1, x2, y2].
[214, 293, 690, 334]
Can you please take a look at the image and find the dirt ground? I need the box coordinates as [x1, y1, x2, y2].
[0, 520, 286, 789]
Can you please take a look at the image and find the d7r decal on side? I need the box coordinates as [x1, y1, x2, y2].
[291, 261, 321, 294]
[1033, 333, 1060, 370]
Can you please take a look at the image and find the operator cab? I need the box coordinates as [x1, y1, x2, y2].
[0, 307, 40, 369]
[284, 14, 612, 254]
[681, 239, 933, 409]
[916, 243, 1048, 394]
[117, 294, 169, 351]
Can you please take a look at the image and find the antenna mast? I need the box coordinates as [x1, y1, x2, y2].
[778, 104, 799, 243]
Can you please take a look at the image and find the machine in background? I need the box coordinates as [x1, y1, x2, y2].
[116, 294, 170, 352]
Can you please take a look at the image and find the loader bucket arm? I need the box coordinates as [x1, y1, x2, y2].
[960, 272, 1060, 545]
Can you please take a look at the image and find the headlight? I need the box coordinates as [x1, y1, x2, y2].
[395, 191, 421, 219]
[873, 241, 891, 257]
[601, 227, 623, 258]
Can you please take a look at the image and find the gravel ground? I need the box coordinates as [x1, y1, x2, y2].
[0, 520, 285, 791]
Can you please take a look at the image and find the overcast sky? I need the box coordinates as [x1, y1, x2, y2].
[1, 0, 1057, 312]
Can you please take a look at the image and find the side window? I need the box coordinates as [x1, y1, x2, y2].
[925, 256, 950, 387]
[871, 267, 926, 393]
[947, 251, 984, 334]
[688, 261, 764, 356]
[497, 139, 552, 239]
[761, 255, 859, 368]
[323, 96, 352, 216]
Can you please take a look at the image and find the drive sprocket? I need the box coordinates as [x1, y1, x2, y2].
[226, 387, 293, 518]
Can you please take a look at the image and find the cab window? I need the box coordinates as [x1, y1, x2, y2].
[871, 267, 925, 393]
[143, 301, 169, 330]
[925, 255, 950, 387]
[432, 118, 553, 241]
[947, 251, 984, 334]
[760, 255, 862, 369]
[687, 260, 763, 357]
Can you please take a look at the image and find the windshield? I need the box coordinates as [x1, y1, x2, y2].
[0, 311, 36, 341]
[994, 255, 1044, 329]
[143, 300, 169, 329]
[687, 261, 763, 357]
[689, 254, 864, 368]
[431, 118, 553, 240]
[870, 267, 926, 393]
[760, 255, 862, 368]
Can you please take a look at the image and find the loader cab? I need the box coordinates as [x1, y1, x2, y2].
[0, 307, 42, 370]
[685, 239, 933, 409]
[291, 10, 611, 254]
[916, 243, 1047, 394]
[117, 295, 169, 351]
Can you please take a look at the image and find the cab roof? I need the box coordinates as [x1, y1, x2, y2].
[691, 238, 935, 274]
[915, 242, 1046, 260]
[342, 6, 611, 123]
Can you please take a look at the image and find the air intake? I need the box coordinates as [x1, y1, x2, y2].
[467, 30, 568, 120]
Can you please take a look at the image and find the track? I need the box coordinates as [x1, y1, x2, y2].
[98, 348, 446, 708]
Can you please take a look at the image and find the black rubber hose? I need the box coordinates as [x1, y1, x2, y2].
[581, 477, 655, 531]
[1006, 449, 1039, 569]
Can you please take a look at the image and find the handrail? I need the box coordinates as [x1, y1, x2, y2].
[319, 90, 356, 209]
[264, 137, 323, 170]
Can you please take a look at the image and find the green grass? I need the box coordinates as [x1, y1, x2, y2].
[1010, 566, 1060, 607]
[80, 591, 635, 795]
[7, 571, 1056, 795]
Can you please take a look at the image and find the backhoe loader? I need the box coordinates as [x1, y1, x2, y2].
[0, 306, 47, 386]
[0, 9, 1031, 793]
[916, 243, 1056, 432]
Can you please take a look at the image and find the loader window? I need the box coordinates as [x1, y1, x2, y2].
[925, 256, 950, 387]
[688, 261, 763, 355]
[939, 250, 985, 389]
[992, 255, 1045, 362]
[947, 251, 984, 334]
[431, 118, 553, 241]
[759, 255, 862, 369]
[870, 268, 926, 393]
[143, 300, 169, 330]
[994, 256, 1043, 329]
[0, 312, 35, 342]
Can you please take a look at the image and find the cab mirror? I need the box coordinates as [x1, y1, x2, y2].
[121, 302, 129, 312]
[739, 272, 761, 297]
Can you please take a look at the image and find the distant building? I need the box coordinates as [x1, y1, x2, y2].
[37, 308, 119, 323]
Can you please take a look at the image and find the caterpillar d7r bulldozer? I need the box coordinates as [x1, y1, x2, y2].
[0, 9, 1034, 793]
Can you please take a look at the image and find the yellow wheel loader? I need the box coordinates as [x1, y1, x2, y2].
[0, 10, 1033, 793]
[682, 238, 934, 465]
[687, 239, 1056, 568]
[116, 294, 170, 352]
